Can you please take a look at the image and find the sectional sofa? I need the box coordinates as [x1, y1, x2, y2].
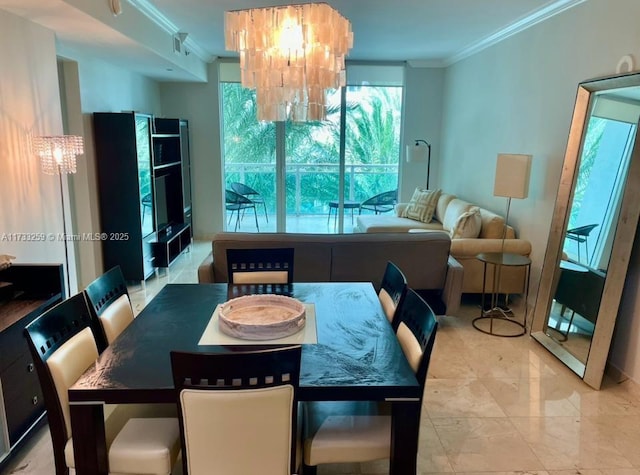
[355, 192, 532, 294]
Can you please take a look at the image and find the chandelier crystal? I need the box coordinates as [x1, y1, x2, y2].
[225, 2, 353, 122]
[32, 135, 84, 175]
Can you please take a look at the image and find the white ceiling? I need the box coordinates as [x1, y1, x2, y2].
[0, 0, 586, 81]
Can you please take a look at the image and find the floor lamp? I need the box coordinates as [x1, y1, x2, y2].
[493, 153, 532, 251]
[406, 139, 431, 189]
[33, 135, 84, 297]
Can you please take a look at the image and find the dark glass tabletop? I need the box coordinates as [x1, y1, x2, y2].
[70, 282, 419, 402]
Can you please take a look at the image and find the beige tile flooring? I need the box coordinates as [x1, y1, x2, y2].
[3, 240, 640, 475]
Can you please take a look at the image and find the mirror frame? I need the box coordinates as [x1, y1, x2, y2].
[531, 71, 640, 389]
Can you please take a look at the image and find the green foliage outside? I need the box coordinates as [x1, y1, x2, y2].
[570, 118, 605, 227]
[221, 83, 402, 215]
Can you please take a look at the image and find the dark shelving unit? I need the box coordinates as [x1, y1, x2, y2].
[93, 112, 156, 282]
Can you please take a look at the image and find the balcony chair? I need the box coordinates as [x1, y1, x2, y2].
[24, 293, 180, 475]
[378, 261, 408, 330]
[565, 223, 598, 264]
[230, 181, 268, 222]
[225, 189, 259, 232]
[302, 289, 438, 474]
[170, 346, 302, 475]
[84, 265, 134, 347]
[359, 189, 397, 215]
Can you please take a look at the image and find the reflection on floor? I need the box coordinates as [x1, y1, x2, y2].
[545, 299, 595, 364]
[4, 243, 640, 475]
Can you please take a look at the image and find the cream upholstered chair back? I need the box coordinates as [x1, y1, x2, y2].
[226, 247, 294, 285]
[25, 293, 182, 475]
[85, 266, 134, 347]
[171, 346, 302, 475]
[24, 293, 105, 474]
[378, 261, 408, 329]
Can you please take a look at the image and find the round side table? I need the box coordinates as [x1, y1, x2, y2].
[327, 200, 360, 229]
[473, 252, 531, 337]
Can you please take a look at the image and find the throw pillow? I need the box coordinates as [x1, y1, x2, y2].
[401, 188, 442, 223]
[450, 207, 482, 239]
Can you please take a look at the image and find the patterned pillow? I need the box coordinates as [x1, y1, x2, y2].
[450, 207, 482, 239]
[402, 188, 442, 223]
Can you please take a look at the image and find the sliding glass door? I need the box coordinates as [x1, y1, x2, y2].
[220, 62, 404, 234]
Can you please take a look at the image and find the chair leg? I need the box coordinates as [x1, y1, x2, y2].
[303, 464, 317, 475]
[235, 209, 241, 231]
[253, 206, 259, 231]
[262, 202, 268, 223]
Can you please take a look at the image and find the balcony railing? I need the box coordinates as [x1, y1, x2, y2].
[225, 162, 399, 215]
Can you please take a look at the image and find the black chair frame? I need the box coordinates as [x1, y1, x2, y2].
[359, 189, 398, 215]
[230, 181, 268, 222]
[23, 293, 105, 475]
[225, 189, 259, 232]
[226, 247, 295, 284]
[379, 261, 408, 330]
[84, 265, 129, 349]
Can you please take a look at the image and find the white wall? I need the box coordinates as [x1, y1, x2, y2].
[439, 0, 640, 382]
[160, 61, 222, 240]
[0, 10, 65, 273]
[401, 65, 445, 200]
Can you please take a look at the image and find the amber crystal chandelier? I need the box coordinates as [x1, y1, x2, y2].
[225, 2, 353, 122]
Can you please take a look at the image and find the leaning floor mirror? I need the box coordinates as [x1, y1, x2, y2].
[531, 71, 640, 389]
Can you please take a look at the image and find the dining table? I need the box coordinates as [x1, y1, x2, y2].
[68, 282, 422, 475]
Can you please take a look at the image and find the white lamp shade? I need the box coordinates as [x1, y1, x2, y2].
[494, 153, 532, 199]
[406, 143, 428, 163]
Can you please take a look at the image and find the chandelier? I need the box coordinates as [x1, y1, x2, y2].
[225, 2, 353, 122]
[32, 135, 84, 175]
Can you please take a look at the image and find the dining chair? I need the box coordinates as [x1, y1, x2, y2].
[170, 346, 302, 475]
[378, 260, 408, 329]
[84, 265, 134, 348]
[302, 288, 438, 474]
[225, 189, 260, 231]
[24, 292, 180, 475]
[226, 247, 294, 284]
[230, 181, 268, 222]
[359, 189, 397, 215]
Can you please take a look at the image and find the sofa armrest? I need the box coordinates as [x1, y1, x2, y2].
[394, 203, 408, 217]
[442, 255, 463, 315]
[197, 252, 215, 283]
[450, 238, 531, 258]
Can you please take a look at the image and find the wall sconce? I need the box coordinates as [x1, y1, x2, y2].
[32, 135, 85, 295]
[406, 139, 431, 189]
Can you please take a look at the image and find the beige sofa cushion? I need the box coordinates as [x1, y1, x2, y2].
[356, 214, 444, 233]
[478, 208, 510, 239]
[435, 193, 456, 223]
[401, 188, 441, 223]
[450, 207, 482, 239]
[442, 199, 474, 232]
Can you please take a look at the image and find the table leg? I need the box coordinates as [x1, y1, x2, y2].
[70, 402, 108, 475]
[390, 400, 420, 475]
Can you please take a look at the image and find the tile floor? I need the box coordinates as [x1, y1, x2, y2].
[3, 240, 640, 475]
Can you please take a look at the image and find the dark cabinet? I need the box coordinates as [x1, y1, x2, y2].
[93, 112, 156, 282]
[151, 118, 192, 267]
[0, 264, 63, 466]
[93, 114, 192, 279]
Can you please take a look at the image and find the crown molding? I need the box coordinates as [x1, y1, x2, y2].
[444, 0, 588, 66]
[127, 0, 214, 62]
